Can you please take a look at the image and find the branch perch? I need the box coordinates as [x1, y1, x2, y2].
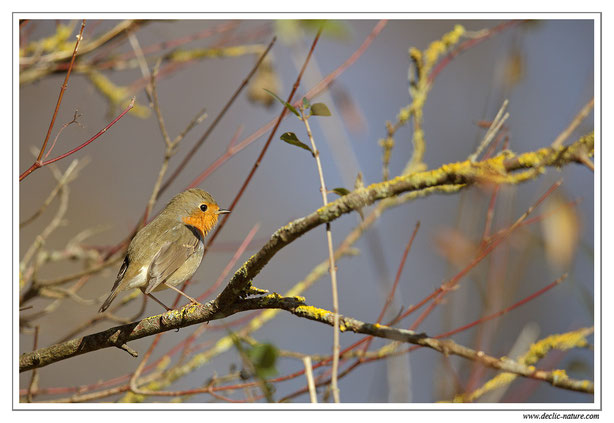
[20, 133, 593, 381]
[20, 295, 593, 395]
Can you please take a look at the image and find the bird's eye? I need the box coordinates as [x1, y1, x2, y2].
[200, 204, 208, 212]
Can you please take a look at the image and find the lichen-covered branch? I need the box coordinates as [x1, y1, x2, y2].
[21, 293, 593, 397]
[450, 327, 595, 402]
[285, 304, 593, 395]
[19, 295, 305, 372]
[217, 133, 593, 305]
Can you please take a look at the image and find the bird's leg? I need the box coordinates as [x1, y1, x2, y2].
[146, 292, 173, 311]
[164, 283, 202, 307]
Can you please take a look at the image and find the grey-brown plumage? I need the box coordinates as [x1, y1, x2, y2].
[99, 189, 229, 312]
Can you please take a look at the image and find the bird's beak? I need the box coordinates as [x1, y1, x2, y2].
[216, 208, 231, 215]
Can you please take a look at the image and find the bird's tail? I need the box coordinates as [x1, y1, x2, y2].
[99, 256, 129, 313]
[99, 289, 119, 313]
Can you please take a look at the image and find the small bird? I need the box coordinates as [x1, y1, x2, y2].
[99, 189, 230, 313]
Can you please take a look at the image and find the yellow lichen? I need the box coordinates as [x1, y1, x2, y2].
[87, 70, 150, 118]
[521, 327, 592, 365]
[551, 369, 568, 382]
[456, 327, 593, 402]
[169, 44, 265, 62]
[295, 304, 331, 321]
[21, 23, 76, 56]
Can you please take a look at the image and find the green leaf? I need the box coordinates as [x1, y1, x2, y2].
[310, 102, 332, 117]
[263, 89, 300, 117]
[302, 97, 311, 109]
[331, 187, 351, 197]
[280, 132, 314, 156]
[247, 343, 279, 378]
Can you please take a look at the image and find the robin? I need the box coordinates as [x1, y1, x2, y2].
[99, 188, 230, 313]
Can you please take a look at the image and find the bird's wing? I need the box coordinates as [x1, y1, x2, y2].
[144, 226, 201, 294]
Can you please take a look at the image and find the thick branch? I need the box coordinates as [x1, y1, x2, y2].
[217, 133, 594, 305]
[19, 295, 304, 372]
[20, 295, 593, 395]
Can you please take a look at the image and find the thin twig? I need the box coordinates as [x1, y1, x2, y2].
[409, 179, 563, 331]
[303, 356, 318, 403]
[299, 98, 341, 403]
[268, 270, 572, 402]
[141, 61, 179, 225]
[158, 36, 276, 196]
[37, 20, 85, 163]
[428, 20, 522, 85]
[360, 221, 420, 357]
[42, 110, 83, 161]
[20, 159, 80, 228]
[468, 99, 509, 162]
[20, 165, 73, 291]
[197, 223, 260, 301]
[129, 329, 164, 396]
[127, 31, 152, 101]
[20, 98, 135, 181]
[203, 30, 321, 254]
[552, 98, 594, 148]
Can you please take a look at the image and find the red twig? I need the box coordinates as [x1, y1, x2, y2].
[187, 125, 244, 189]
[20, 20, 86, 181]
[305, 20, 388, 102]
[361, 222, 420, 356]
[437, 274, 567, 340]
[20, 98, 134, 181]
[42, 110, 83, 161]
[38, 20, 85, 162]
[408, 180, 563, 331]
[321, 222, 421, 399]
[340, 273, 567, 400]
[378, 222, 420, 324]
[207, 385, 253, 403]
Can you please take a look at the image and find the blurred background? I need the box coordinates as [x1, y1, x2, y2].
[18, 18, 595, 404]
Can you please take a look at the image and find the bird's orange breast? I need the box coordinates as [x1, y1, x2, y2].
[182, 211, 217, 238]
